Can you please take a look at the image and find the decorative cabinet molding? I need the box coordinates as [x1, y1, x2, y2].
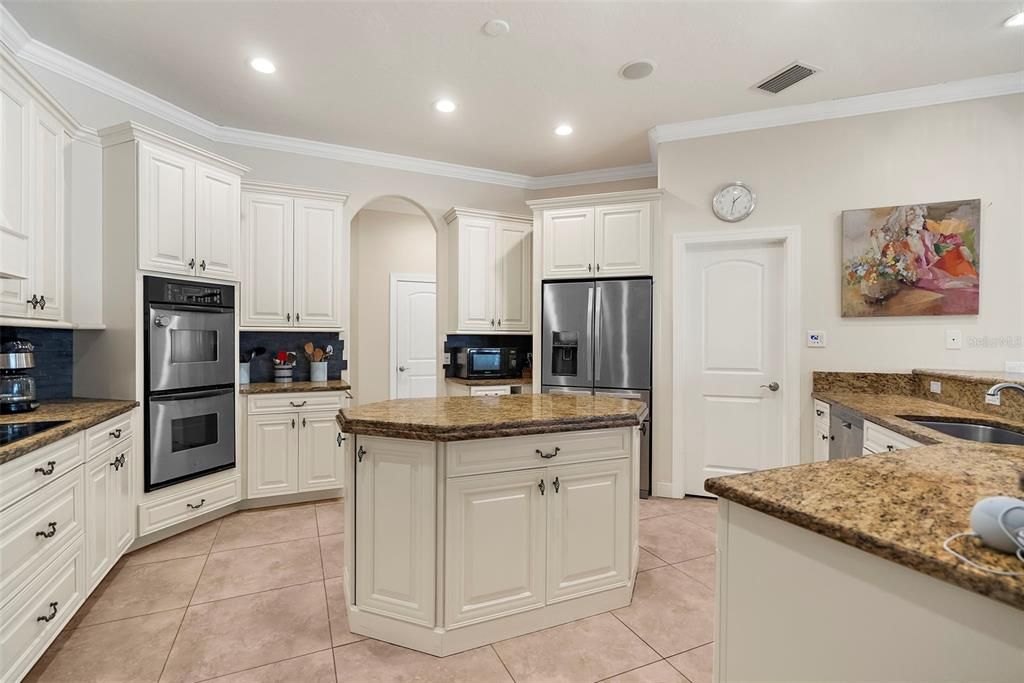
[444, 207, 532, 333]
[241, 183, 348, 329]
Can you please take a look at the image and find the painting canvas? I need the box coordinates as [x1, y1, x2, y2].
[841, 199, 980, 317]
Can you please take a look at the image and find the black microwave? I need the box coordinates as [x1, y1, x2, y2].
[454, 347, 520, 379]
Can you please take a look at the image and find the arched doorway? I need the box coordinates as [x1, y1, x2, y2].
[349, 196, 439, 404]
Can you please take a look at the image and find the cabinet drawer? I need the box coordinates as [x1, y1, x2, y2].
[0, 434, 84, 511]
[0, 538, 86, 683]
[0, 466, 85, 601]
[138, 475, 241, 536]
[85, 412, 134, 460]
[247, 392, 344, 415]
[446, 428, 632, 478]
[813, 400, 830, 430]
[864, 421, 921, 454]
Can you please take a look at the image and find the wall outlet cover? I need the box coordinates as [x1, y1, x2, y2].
[442, 352, 451, 365]
[806, 330, 826, 348]
[929, 381, 942, 394]
[1005, 361, 1024, 374]
[945, 329, 963, 350]
[985, 393, 1002, 406]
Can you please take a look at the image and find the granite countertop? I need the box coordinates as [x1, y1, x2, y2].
[445, 377, 531, 386]
[239, 379, 351, 395]
[914, 368, 1024, 385]
[339, 394, 647, 441]
[0, 399, 139, 465]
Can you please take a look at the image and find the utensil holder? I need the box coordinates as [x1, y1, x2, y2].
[239, 362, 250, 385]
[274, 365, 294, 383]
[310, 361, 328, 382]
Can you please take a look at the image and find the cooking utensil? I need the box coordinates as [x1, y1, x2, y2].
[304, 342, 315, 360]
[313, 348, 324, 362]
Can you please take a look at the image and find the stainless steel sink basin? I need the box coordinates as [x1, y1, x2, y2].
[899, 417, 1024, 446]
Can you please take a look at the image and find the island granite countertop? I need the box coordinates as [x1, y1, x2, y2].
[339, 394, 647, 441]
[0, 398, 139, 465]
[239, 379, 351, 395]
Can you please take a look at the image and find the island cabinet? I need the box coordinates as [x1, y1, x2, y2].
[344, 424, 640, 656]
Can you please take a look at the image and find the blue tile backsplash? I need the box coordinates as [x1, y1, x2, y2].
[0, 326, 74, 400]
[240, 332, 347, 383]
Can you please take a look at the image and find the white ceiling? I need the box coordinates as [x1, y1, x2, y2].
[5, 1, 1023, 177]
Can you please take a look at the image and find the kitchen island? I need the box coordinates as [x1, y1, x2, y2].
[337, 394, 647, 656]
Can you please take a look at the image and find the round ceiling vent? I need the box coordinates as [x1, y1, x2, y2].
[482, 19, 511, 37]
[619, 59, 656, 80]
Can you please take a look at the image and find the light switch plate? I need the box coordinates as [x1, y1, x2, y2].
[442, 352, 451, 365]
[929, 381, 941, 394]
[945, 329, 962, 350]
[806, 330, 826, 348]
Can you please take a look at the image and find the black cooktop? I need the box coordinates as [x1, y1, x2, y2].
[0, 420, 70, 447]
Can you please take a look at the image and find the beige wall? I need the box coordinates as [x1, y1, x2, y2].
[351, 208, 436, 405]
[654, 94, 1024, 493]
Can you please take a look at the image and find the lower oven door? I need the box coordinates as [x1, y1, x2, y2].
[147, 387, 236, 491]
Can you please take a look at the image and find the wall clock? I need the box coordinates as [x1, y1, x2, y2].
[712, 182, 756, 222]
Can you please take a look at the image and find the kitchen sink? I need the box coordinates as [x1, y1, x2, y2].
[0, 420, 70, 447]
[898, 417, 1024, 446]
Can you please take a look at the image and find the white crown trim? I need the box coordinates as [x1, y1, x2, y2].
[650, 70, 1024, 156]
[241, 180, 350, 203]
[442, 206, 533, 224]
[525, 188, 664, 210]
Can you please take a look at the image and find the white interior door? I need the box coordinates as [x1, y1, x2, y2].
[391, 276, 437, 399]
[681, 240, 785, 496]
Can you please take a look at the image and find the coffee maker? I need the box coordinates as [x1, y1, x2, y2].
[0, 340, 39, 413]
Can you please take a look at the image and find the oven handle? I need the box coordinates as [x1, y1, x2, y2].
[150, 303, 234, 315]
[149, 387, 234, 402]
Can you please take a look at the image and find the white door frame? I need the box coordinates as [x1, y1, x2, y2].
[671, 226, 802, 498]
[389, 272, 437, 399]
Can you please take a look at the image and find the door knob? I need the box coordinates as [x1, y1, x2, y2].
[398, 366, 408, 372]
[760, 382, 780, 392]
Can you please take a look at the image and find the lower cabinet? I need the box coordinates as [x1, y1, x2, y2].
[247, 405, 344, 499]
[84, 438, 135, 591]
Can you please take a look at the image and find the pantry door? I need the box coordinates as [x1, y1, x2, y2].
[390, 275, 437, 399]
[677, 232, 797, 496]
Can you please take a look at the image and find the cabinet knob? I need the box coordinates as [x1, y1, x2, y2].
[553, 477, 560, 493]
[291, 418, 296, 429]
[820, 433, 828, 441]
[188, 258, 196, 270]
[357, 446, 366, 463]
[38, 295, 46, 310]
[587, 264, 592, 272]
[336, 433, 344, 447]
[302, 417, 307, 428]
[596, 264, 600, 273]
[497, 319, 502, 327]
[815, 409, 824, 417]
[538, 479, 545, 495]
[886, 444, 896, 452]
[199, 259, 207, 271]
[296, 313, 301, 323]
[490, 318, 495, 327]
[286, 313, 291, 322]
[25, 294, 40, 309]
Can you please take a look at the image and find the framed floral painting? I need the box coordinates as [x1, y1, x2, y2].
[841, 199, 980, 317]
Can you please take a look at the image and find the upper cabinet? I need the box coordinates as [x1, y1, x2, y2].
[529, 190, 662, 280]
[444, 208, 532, 333]
[241, 183, 348, 329]
[100, 122, 248, 281]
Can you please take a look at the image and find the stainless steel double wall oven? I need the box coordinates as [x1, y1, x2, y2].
[144, 276, 236, 491]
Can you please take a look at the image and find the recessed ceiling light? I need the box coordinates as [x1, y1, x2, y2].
[250, 57, 276, 74]
[434, 99, 457, 113]
[1005, 11, 1024, 27]
[619, 59, 656, 80]
[554, 123, 573, 136]
[482, 19, 511, 36]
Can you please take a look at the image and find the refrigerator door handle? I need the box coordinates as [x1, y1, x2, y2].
[594, 286, 603, 382]
[585, 286, 594, 381]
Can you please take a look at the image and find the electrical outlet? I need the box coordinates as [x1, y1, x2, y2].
[442, 352, 451, 365]
[806, 330, 826, 348]
[1005, 361, 1024, 374]
[929, 381, 942, 394]
[945, 329, 962, 350]
[985, 392, 1002, 406]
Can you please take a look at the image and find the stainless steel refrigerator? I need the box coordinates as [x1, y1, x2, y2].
[541, 277, 653, 497]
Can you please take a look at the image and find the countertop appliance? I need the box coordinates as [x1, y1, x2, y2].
[0, 340, 39, 414]
[541, 277, 653, 497]
[0, 420, 69, 446]
[144, 276, 236, 491]
[829, 404, 864, 460]
[453, 347, 520, 379]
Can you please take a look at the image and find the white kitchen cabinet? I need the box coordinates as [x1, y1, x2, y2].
[241, 184, 347, 329]
[298, 411, 345, 491]
[444, 207, 532, 333]
[863, 420, 921, 455]
[0, 64, 31, 282]
[84, 437, 135, 591]
[195, 162, 242, 280]
[813, 399, 831, 462]
[528, 190, 663, 281]
[137, 141, 196, 276]
[445, 469, 547, 626]
[354, 436, 436, 626]
[247, 412, 300, 498]
[545, 458, 631, 603]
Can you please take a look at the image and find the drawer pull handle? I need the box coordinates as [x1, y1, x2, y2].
[35, 521, 57, 538]
[290, 401, 307, 407]
[357, 446, 366, 463]
[535, 447, 560, 459]
[821, 434, 828, 441]
[553, 476, 560, 493]
[187, 498, 206, 510]
[538, 479, 545, 495]
[35, 461, 56, 476]
[886, 444, 896, 452]
[110, 428, 123, 439]
[37, 602, 58, 623]
[815, 409, 824, 417]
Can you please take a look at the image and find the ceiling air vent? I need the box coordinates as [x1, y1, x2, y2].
[755, 62, 817, 94]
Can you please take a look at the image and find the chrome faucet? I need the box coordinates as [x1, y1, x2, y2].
[985, 382, 1024, 398]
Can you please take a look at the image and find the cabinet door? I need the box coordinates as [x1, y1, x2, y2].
[0, 71, 31, 298]
[594, 203, 650, 277]
[495, 220, 531, 332]
[546, 458, 630, 603]
[137, 141, 196, 275]
[813, 424, 830, 463]
[294, 198, 343, 327]
[84, 453, 113, 590]
[241, 192, 294, 327]
[354, 437, 435, 626]
[456, 217, 496, 331]
[298, 410, 343, 492]
[195, 162, 241, 281]
[110, 442, 135, 558]
[542, 207, 594, 279]
[445, 469, 546, 626]
[247, 413, 299, 498]
[27, 107, 66, 320]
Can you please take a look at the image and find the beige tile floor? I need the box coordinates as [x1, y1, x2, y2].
[26, 496, 716, 683]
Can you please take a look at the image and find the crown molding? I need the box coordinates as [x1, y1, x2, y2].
[649, 70, 1024, 157]
[0, 4, 29, 53]
[241, 180, 350, 203]
[525, 188, 664, 211]
[99, 121, 251, 174]
[442, 206, 533, 224]
[526, 162, 658, 190]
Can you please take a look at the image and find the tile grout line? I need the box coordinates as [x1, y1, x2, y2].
[157, 544, 212, 682]
[189, 646, 338, 683]
[608, 610, 665, 662]
[489, 643, 518, 683]
[189, 577, 328, 608]
[72, 604, 189, 631]
[593, 657, 670, 683]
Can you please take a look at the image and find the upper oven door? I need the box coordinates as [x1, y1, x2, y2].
[148, 305, 235, 392]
